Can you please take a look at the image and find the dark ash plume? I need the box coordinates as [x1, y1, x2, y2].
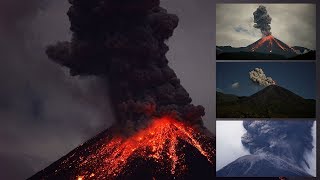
[46, 0, 205, 129]
[241, 120, 314, 168]
[253, 5, 272, 36]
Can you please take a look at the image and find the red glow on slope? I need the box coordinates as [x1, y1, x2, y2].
[251, 35, 274, 52]
[56, 117, 214, 179]
[250, 35, 294, 52]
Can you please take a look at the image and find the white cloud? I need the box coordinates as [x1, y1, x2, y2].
[216, 121, 250, 171]
[231, 82, 240, 88]
[217, 88, 224, 92]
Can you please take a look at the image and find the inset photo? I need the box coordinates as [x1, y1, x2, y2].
[216, 120, 316, 177]
[216, 62, 316, 118]
[216, 4, 316, 60]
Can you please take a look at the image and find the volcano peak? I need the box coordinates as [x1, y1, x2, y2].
[29, 117, 215, 179]
[247, 35, 297, 57]
[217, 85, 316, 118]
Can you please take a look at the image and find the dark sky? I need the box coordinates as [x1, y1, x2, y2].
[0, 0, 216, 179]
[217, 62, 316, 99]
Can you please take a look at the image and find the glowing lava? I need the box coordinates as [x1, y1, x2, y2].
[54, 117, 214, 179]
[250, 35, 295, 53]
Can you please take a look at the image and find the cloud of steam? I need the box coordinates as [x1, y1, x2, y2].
[241, 120, 315, 168]
[231, 82, 240, 89]
[46, 0, 206, 129]
[253, 5, 272, 36]
[249, 68, 276, 87]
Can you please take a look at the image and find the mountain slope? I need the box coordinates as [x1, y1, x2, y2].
[28, 117, 215, 180]
[288, 50, 316, 60]
[216, 155, 311, 177]
[247, 85, 305, 104]
[216, 85, 315, 118]
[246, 35, 297, 58]
[216, 35, 316, 60]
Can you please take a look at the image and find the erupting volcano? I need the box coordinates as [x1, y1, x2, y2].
[247, 35, 297, 58]
[29, 0, 215, 179]
[30, 117, 215, 179]
[216, 5, 316, 60]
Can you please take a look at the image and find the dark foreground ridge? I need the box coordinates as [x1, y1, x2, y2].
[217, 85, 316, 118]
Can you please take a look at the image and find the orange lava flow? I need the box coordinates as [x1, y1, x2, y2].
[251, 35, 274, 52]
[251, 35, 291, 52]
[58, 117, 214, 179]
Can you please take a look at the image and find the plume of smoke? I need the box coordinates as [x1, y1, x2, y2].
[241, 120, 314, 168]
[45, 0, 205, 129]
[253, 5, 272, 36]
[249, 68, 276, 87]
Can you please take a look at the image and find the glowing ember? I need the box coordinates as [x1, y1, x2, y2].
[53, 117, 214, 179]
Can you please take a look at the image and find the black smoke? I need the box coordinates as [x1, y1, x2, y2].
[46, 0, 206, 129]
[253, 5, 272, 36]
[241, 120, 314, 169]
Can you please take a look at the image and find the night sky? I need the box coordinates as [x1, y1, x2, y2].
[217, 62, 316, 99]
[0, 0, 216, 179]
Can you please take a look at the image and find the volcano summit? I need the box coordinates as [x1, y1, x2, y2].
[217, 85, 316, 118]
[217, 35, 316, 60]
[29, 117, 215, 179]
[247, 35, 297, 58]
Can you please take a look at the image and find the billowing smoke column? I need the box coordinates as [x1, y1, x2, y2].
[253, 5, 272, 36]
[46, 0, 205, 128]
[249, 68, 276, 87]
[241, 121, 314, 168]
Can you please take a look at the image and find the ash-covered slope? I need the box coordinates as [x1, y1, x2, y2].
[217, 85, 315, 118]
[217, 120, 314, 177]
[246, 35, 297, 58]
[29, 117, 215, 180]
[247, 85, 305, 104]
[216, 155, 311, 177]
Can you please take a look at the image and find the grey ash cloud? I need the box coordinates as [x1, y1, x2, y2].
[249, 68, 276, 87]
[217, 120, 316, 177]
[253, 5, 272, 36]
[46, 0, 207, 129]
[241, 120, 314, 169]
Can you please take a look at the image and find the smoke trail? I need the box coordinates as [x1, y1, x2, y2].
[253, 5, 272, 36]
[46, 0, 206, 129]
